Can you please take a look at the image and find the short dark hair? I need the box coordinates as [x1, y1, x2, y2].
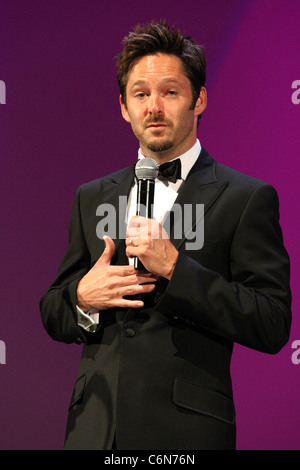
[116, 20, 206, 118]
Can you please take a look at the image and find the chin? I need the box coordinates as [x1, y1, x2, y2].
[146, 139, 174, 153]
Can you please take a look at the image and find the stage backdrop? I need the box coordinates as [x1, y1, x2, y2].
[1, 0, 299, 450]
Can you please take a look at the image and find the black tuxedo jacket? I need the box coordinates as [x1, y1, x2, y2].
[40, 148, 291, 450]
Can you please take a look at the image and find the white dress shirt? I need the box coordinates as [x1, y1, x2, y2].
[77, 139, 201, 331]
[126, 139, 201, 238]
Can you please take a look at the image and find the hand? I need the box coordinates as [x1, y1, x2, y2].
[77, 236, 159, 311]
[126, 216, 179, 280]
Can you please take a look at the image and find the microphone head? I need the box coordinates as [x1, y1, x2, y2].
[135, 157, 159, 180]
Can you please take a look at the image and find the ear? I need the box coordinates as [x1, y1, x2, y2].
[194, 86, 207, 117]
[119, 95, 131, 123]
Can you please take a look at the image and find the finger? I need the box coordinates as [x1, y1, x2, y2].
[128, 273, 160, 284]
[96, 236, 116, 266]
[120, 282, 157, 297]
[127, 222, 159, 240]
[128, 215, 147, 226]
[113, 299, 145, 309]
[106, 264, 157, 279]
[125, 235, 140, 247]
[126, 242, 150, 259]
[103, 283, 157, 310]
[108, 265, 139, 277]
[136, 274, 160, 283]
[108, 273, 159, 288]
[127, 216, 150, 232]
[125, 244, 140, 259]
[125, 235, 150, 249]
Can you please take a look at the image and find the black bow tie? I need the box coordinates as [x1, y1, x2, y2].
[158, 158, 182, 183]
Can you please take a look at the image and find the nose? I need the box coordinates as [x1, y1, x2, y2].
[148, 94, 163, 115]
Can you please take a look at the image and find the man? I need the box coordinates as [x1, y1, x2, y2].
[40, 20, 292, 450]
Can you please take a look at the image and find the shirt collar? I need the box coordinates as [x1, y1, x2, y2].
[138, 139, 201, 181]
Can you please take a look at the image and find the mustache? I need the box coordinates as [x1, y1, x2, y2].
[144, 116, 170, 126]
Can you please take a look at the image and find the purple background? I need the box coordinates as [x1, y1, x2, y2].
[1, 0, 299, 450]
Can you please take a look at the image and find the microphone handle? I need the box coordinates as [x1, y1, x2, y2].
[134, 179, 155, 272]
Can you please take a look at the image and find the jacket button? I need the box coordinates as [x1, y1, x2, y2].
[125, 328, 136, 338]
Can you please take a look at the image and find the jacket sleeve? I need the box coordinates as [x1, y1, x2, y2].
[40, 186, 95, 344]
[155, 184, 292, 354]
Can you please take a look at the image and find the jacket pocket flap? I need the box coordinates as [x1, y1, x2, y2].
[172, 377, 235, 424]
[69, 374, 86, 409]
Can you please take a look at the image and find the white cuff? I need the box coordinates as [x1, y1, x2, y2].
[76, 305, 100, 333]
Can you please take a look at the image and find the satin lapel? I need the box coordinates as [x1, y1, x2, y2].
[99, 164, 135, 261]
[163, 148, 229, 250]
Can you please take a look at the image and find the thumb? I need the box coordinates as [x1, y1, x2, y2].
[96, 236, 115, 266]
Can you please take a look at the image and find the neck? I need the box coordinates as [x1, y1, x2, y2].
[140, 138, 197, 164]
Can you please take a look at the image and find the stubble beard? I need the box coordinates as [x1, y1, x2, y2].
[146, 139, 174, 153]
[143, 116, 174, 153]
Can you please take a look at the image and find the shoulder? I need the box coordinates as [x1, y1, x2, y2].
[80, 165, 134, 190]
[199, 147, 278, 200]
[199, 147, 273, 192]
[199, 148, 279, 212]
[215, 161, 268, 190]
[73, 165, 135, 198]
[68, 165, 135, 215]
[214, 161, 280, 214]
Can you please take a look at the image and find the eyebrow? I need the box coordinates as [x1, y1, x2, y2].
[130, 78, 182, 90]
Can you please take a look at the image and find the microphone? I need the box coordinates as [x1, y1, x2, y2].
[134, 157, 159, 272]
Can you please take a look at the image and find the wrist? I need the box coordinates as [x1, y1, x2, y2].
[164, 250, 179, 280]
[76, 282, 91, 313]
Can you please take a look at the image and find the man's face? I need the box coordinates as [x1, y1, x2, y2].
[120, 53, 206, 163]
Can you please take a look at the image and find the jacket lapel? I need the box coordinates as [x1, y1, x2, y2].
[101, 148, 229, 261]
[99, 164, 135, 264]
[163, 147, 229, 251]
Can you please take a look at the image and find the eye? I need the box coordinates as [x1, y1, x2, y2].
[135, 92, 147, 99]
[167, 90, 177, 96]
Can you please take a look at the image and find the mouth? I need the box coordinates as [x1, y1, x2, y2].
[146, 123, 167, 129]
